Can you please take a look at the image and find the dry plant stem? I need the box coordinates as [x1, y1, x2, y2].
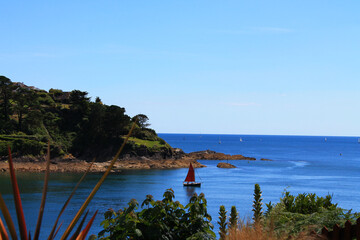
[60, 120, 138, 240]
[33, 142, 51, 240]
[47, 158, 95, 240]
[7, 146, 28, 240]
[0, 193, 17, 240]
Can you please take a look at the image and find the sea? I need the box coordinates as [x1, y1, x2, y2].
[1, 134, 360, 239]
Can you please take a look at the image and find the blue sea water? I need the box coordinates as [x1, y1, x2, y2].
[1, 134, 360, 238]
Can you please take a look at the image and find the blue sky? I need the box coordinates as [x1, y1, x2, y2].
[1, 1, 360, 136]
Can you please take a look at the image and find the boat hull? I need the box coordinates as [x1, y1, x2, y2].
[183, 182, 201, 187]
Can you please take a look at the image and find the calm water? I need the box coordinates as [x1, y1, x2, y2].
[1, 134, 360, 238]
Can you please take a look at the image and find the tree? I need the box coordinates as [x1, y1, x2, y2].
[218, 205, 227, 240]
[12, 87, 40, 132]
[95, 96, 102, 104]
[132, 114, 150, 128]
[0, 76, 13, 121]
[69, 90, 90, 114]
[103, 105, 131, 137]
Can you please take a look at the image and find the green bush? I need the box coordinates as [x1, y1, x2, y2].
[13, 139, 44, 155]
[0, 138, 44, 156]
[281, 191, 337, 214]
[98, 189, 215, 240]
[264, 190, 359, 236]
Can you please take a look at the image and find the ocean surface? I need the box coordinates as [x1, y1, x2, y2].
[1, 134, 360, 238]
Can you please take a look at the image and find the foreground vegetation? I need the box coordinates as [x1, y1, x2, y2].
[99, 189, 215, 240]
[0, 123, 136, 240]
[0, 76, 170, 160]
[98, 184, 360, 240]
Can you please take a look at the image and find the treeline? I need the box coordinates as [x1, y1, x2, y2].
[0, 76, 169, 159]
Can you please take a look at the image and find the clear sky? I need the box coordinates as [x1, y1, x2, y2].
[1, 1, 360, 136]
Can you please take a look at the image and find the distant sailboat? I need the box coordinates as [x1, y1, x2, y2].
[219, 137, 221, 144]
[358, 138, 360, 143]
[240, 137, 243, 142]
[325, 137, 327, 142]
[183, 163, 201, 187]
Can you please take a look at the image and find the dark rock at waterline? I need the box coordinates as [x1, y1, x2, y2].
[260, 158, 273, 161]
[217, 162, 236, 168]
[186, 150, 255, 160]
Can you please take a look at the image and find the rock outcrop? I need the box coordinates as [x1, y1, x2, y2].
[217, 162, 236, 168]
[183, 150, 256, 161]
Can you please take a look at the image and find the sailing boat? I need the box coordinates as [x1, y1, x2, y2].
[183, 163, 201, 187]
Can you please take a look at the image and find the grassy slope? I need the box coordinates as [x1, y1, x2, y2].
[128, 137, 171, 150]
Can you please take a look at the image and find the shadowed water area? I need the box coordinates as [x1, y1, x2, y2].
[1, 134, 360, 238]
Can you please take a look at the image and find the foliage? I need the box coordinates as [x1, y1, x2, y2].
[0, 136, 44, 156]
[0, 76, 13, 123]
[98, 189, 215, 240]
[229, 206, 238, 229]
[280, 191, 337, 214]
[264, 201, 273, 217]
[252, 183, 263, 223]
[218, 205, 227, 240]
[263, 189, 359, 236]
[0, 76, 168, 159]
[132, 114, 150, 128]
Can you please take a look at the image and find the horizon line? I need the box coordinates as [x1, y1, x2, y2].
[158, 132, 360, 138]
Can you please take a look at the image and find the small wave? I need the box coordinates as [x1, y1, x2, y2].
[287, 161, 309, 169]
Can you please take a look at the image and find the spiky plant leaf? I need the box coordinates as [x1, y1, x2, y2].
[0, 193, 17, 240]
[76, 210, 98, 240]
[7, 146, 27, 240]
[69, 211, 89, 240]
[60, 120, 137, 239]
[47, 158, 95, 240]
[0, 216, 9, 240]
[33, 141, 51, 240]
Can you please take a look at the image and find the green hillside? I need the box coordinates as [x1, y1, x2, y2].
[0, 76, 171, 160]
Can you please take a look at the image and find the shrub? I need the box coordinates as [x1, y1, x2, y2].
[281, 191, 337, 214]
[98, 189, 215, 240]
[264, 190, 359, 236]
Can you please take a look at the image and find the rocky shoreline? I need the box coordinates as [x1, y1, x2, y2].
[0, 149, 264, 173]
[0, 158, 204, 173]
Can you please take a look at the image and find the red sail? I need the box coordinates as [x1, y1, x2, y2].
[184, 163, 195, 182]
